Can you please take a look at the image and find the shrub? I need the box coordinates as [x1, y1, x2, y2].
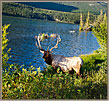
[92, 12, 107, 50]
[2, 23, 107, 99]
[2, 64, 107, 99]
[2, 24, 11, 68]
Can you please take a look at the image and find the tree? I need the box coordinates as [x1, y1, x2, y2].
[92, 12, 107, 50]
[2, 24, 11, 68]
[93, 9, 103, 27]
[83, 11, 90, 30]
[79, 13, 84, 31]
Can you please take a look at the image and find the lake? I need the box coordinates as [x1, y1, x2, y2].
[2, 15, 100, 70]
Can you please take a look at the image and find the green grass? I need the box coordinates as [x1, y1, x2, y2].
[2, 49, 107, 99]
[2, 14, 107, 99]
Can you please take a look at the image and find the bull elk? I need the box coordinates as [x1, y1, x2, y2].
[35, 35, 83, 77]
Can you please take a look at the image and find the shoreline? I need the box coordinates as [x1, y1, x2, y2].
[2, 14, 78, 25]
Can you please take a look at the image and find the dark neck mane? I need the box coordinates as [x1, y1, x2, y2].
[45, 54, 52, 65]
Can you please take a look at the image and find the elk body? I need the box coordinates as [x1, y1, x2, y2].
[35, 35, 83, 77]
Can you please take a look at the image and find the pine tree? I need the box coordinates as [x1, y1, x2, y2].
[84, 11, 90, 30]
[95, 9, 103, 27]
[92, 12, 107, 50]
[79, 13, 84, 31]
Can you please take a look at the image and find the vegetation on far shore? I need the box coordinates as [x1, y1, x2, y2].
[2, 7, 107, 99]
[58, 2, 107, 14]
[2, 2, 99, 24]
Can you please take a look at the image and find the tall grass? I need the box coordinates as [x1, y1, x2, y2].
[2, 17, 107, 99]
[2, 57, 107, 99]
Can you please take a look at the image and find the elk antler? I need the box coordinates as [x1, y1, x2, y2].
[50, 35, 61, 51]
[35, 35, 42, 49]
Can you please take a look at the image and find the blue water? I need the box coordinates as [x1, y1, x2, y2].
[2, 15, 100, 70]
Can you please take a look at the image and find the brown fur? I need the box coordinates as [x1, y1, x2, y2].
[40, 49, 83, 77]
[43, 51, 52, 65]
[36, 35, 83, 77]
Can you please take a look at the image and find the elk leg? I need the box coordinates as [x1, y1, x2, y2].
[76, 72, 80, 78]
[69, 69, 74, 74]
[76, 69, 82, 78]
[79, 64, 83, 78]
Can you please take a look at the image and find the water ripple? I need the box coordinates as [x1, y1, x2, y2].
[3, 16, 100, 70]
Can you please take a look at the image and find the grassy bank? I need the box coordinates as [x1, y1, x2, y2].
[2, 49, 107, 99]
[2, 10, 107, 99]
[2, 25, 107, 99]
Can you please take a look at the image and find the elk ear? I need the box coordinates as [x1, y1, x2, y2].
[40, 50, 45, 54]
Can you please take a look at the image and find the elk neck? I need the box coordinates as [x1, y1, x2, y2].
[43, 50, 53, 65]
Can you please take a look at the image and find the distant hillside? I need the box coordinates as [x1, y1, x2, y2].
[2, 2, 102, 24]
[19, 2, 78, 12]
[19, 2, 107, 15]
[58, 2, 107, 14]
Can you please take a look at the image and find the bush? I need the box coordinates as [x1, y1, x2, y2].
[92, 12, 107, 50]
[2, 24, 11, 68]
[2, 63, 107, 99]
[2, 22, 107, 99]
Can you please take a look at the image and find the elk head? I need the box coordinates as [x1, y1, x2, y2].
[35, 34, 61, 65]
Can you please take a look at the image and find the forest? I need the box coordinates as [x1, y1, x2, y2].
[59, 2, 107, 14]
[2, 2, 107, 99]
[2, 2, 99, 24]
